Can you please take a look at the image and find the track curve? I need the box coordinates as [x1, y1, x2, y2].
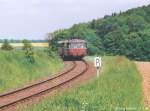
[0, 61, 76, 98]
[0, 60, 89, 110]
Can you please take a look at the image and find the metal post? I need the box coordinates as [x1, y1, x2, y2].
[94, 57, 101, 78]
[97, 67, 100, 77]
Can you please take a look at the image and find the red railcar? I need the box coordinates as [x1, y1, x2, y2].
[58, 39, 87, 59]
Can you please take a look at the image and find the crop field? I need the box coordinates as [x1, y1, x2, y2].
[18, 56, 145, 111]
[0, 43, 49, 48]
[0, 50, 63, 93]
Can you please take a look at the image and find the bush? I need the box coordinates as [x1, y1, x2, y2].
[87, 44, 101, 55]
[22, 39, 35, 63]
[1, 39, 13, 50]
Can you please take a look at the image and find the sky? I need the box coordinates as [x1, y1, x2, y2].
[0, 0, 150, 40]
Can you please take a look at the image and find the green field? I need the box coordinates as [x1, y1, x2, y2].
[0, 50, 63, 93]
[18, 56, 146, 111]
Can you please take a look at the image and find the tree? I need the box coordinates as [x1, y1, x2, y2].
[138, 30, 150, 60]
[47, 33, 56, 57]
[1, 39, 13, 50]
[127, 15, 146, 33]
[103, 30, 125, 55]
[124, 33, 143, 60]
[22, 39, 35, 63]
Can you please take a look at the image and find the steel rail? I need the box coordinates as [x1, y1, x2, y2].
[0, 60, 89, 109]
[0, 61, 76, 98]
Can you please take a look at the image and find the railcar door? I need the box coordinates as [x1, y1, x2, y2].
[57, 43, 63, 57]
[64, 43, 69, 56]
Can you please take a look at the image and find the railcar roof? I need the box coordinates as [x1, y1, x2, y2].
[58, 39, 86, 44]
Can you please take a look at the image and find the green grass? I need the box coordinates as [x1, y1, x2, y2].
[0, 50, 63, 93]
[18, 56, 146, 111]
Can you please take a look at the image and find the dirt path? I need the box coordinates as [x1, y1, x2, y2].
[135, 62, 150, 107]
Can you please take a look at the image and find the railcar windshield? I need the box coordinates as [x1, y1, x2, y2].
[69, 43, 86, 49]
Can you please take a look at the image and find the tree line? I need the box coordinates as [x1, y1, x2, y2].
[0, 39, 47, 43]
[49, 4, 150, 61]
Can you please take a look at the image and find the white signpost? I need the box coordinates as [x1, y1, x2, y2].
[94, 57, 102, 77]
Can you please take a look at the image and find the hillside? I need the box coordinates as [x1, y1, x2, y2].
[50, 5, 150, 61]
[0, 50, 63, 93]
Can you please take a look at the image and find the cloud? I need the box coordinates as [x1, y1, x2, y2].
[111, 0, 148, 4]
[0, 0, 9, 3]
[0, 0, 150, 39]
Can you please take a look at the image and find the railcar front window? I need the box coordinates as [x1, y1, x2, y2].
[69, 43, 86, 49]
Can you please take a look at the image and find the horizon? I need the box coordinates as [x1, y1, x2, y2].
[0, 0, 150, 40]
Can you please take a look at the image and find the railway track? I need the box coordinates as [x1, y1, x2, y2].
[0, 60, 89, 110]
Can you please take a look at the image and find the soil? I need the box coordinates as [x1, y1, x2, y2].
[135, 62, 150, 107]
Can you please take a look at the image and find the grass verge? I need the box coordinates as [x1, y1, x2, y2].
[18, 56, 145, 111]
[0, 50, 63, 93]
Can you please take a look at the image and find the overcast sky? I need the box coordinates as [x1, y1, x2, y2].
[0, 0, 150, 40]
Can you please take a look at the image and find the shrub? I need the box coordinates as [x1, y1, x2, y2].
[22, 39, 35, 63]
[1, 39, 13, 50]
